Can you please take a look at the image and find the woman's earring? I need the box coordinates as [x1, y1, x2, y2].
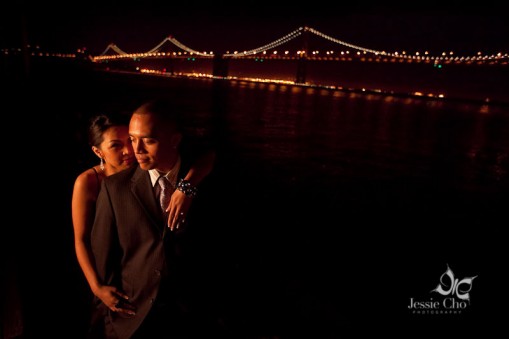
[100, 158, 105, 171]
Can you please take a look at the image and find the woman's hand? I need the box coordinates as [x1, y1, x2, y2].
[166, 190, 192, 231]
[94, 285, 136, 315]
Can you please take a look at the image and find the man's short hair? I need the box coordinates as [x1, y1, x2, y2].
[133, 99, 184, 132]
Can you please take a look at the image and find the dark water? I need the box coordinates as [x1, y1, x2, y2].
[107, 55, 509, 104]
[6, 60, 509, 336]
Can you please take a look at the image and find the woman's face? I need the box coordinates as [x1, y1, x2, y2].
[100, 125, 136, 172]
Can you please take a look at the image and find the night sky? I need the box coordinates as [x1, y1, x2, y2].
[2, 1, 508, 56]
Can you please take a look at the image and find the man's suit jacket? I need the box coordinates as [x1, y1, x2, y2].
[91, 162, 191, 339]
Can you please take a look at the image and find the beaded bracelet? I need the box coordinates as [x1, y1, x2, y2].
[176, 179, 198, 197]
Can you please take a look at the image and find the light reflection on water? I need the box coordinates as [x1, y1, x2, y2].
[213, 79, 509, 191]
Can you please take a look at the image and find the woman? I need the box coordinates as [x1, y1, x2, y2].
[71, 113, 215, 314]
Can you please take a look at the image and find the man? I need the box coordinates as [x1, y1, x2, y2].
[90, 99, 208, 338]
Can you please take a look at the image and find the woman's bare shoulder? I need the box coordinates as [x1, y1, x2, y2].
[74, 167, 102, 193]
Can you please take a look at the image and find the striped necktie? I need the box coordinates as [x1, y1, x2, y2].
[158, 176, 174, 218]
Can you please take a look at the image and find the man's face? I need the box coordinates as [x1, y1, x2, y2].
[129, 113, 179, 171]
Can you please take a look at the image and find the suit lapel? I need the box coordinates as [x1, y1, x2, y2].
[130, 167, 165, 235]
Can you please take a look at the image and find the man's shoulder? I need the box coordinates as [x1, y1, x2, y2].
[104, 165, 142, 185]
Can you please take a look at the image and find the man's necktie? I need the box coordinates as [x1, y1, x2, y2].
[158, 176, 174, 218]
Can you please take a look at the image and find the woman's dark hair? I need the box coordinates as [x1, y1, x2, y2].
[88, 113, 130, 148]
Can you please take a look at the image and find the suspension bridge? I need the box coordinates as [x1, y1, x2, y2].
[90, 26, 509, 104]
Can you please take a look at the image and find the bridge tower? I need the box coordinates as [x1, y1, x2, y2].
[295, 27, 309, 84]
[213, 53, 229, 78]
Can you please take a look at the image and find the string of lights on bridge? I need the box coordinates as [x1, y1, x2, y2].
[92, 26, 508, 66]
